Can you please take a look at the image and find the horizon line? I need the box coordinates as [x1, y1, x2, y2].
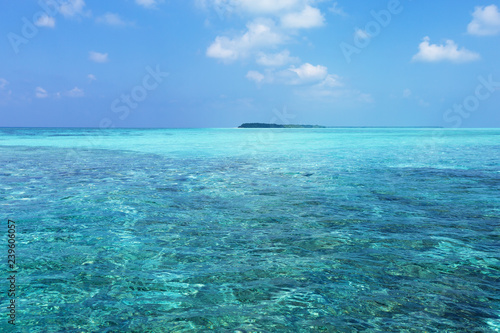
[2, 126, 500, 129]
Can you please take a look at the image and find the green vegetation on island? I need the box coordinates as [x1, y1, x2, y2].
[238, 123, 326, 128]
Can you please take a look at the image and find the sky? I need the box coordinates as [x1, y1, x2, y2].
[0, 0, 499, 128]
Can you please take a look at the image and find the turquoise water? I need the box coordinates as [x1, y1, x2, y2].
[1, 128, 499, 332]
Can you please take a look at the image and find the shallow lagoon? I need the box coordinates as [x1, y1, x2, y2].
[1, 128, 499, 332]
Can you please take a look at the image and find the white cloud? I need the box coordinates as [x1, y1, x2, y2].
[87, 74, 97, 81]
[206, 38, 238, 60]
[403, 89, 412, 98]
[246, 63, 331, 85]
[35, 14, 55, 28]
[467, 4, 500, 36]
[246, 70, 265, 83]
[281, 5, 324, 29]
[412, 36, 480, 63]
[235, 0, 305, 14]
[244, 64, 370, 103]
[203, 1, 325, 67]
[67, 87, 84, 97]
[35, 87, 48, 98]
[256, 50, 298, 66]
[59, 0, 86, 18]
[198, 0, 319, 18]
[317, 74, 343, 88]
[206, 20, 284, 61]
[288, 63, 328, 84]
[136, 0, 159, 9]
[0, 78, 9, 90]
[199, 0, 326, 26]
[89, 51, 109, 63]
[96, 13, 129, 27]
[329, 2, 347, 17]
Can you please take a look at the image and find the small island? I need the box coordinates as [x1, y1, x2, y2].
[238, 123, 326, 128]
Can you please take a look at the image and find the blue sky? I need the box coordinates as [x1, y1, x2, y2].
[1, 0, 499, 128]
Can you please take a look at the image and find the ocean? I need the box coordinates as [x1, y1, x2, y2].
[1, 128, 499, 332]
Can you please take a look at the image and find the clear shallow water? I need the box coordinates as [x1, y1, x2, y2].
[1, 128, 499, 332]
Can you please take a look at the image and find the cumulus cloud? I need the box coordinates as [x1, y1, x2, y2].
[202, 0, 347, 101]
[59, 0, 87, 18]
[200, 0, 371, 104]
[206, 38, 238, 60]
[89, 51, 109, 63]
[244, 63, 370, 102]
[256, 50, 298, 66]
[203, 0, 326, 69]
[246, 62, 330, 85]
[197, 0, 317, 21]
[206, 20, 284, 61]
[205, 4, 324, 62]
[288, 63, 328, 84]
[467, 4, 500, 36]
[200, 0, 325, 21]
[317, 74, 343, 88]
[35, 87, 48, 98]
[96, 13, 129, 27]
[246, 70, 265, 83]
[412, 36, 480, 63]
[67, 87, 84, 97]
[35, 14, 56, 28]
[230, 0, 305, 14]
[281, 5, 324, 29]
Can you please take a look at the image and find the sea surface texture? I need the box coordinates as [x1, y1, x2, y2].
[1, 128, 499, 332]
